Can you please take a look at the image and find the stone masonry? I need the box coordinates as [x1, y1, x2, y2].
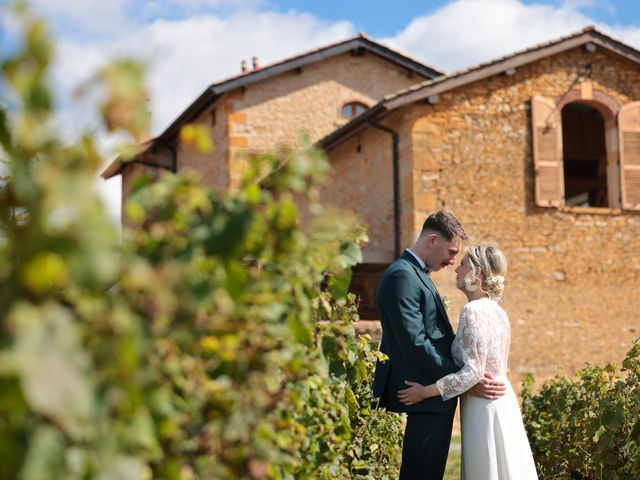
[177, 51, 424, 191]
[323, 46, 640, 386]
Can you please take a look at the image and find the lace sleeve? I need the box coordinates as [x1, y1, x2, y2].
[435, 304, 488, 401]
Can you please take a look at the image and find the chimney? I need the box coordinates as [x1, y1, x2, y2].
[252, 56, 259, 70]
[241, 60, 248, 73]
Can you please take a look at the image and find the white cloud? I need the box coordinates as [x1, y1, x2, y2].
[385, 0, 640, 74]
[31, 1, 355, 135]
[156, 0, 269, 14]
[29, 0, 134, 38]
[20, 2, 354, 225]
[14, 0, 640, 226]
[122, 11, 353, 134]
[384, 0, 597, 72]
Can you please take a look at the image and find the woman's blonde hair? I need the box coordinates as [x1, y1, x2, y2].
[466, 244, 508, 302]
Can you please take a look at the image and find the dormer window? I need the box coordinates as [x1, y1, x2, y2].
[341, 101, 368, 119]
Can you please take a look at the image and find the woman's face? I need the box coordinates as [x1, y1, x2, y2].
[454, 253, 475, 292]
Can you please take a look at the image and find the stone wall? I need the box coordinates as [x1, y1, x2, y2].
[235, 52, 423, 150]
[121, 151, 171, 227]
[177, 94, 230, 192]
[321, 114, 399, 262]
[412, 47, 640, 384]
[327, 46, 640, 385]
[174, 51, 425, 192]
[121, 162, 147, 227]
[320, 108, 423, 262]
[226, 52, 424, 188]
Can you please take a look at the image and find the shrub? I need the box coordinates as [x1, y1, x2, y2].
[521, 340, 640, 480]
[0, 7, 401, 479]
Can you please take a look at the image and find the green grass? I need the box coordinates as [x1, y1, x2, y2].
[444, 435, 461, 480]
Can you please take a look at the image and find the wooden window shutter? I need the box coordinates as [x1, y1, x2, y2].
[531, 95, 563, 207]
[618, 102, 640, 210]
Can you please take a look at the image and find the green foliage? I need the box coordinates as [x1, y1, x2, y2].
[315, 297, 403, 479]
[521, 339, 640, 480]
[443, 436, 461, 480]
[0, 5, 402, 479]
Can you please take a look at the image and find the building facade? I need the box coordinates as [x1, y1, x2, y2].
[102, 35, 441, 223]
[104, 27, 640, 384]
[321, 27, 640, 383]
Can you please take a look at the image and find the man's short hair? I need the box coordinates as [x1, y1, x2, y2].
[421, 211, 467, 241]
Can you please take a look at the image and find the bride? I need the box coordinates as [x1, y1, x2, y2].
[397, 244, 538, 480]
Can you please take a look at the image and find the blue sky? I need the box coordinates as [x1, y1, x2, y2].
[3, 0, 640, 222]
[264, 0, 640, 37]
[8, 1, 640, 44]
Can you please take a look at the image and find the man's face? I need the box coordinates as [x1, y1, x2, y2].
[428, 234, 463, 272]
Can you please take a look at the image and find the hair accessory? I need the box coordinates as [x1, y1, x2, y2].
[485, 275, 504, 287]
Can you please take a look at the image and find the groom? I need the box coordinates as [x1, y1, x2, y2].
[373, 211, 504, 479]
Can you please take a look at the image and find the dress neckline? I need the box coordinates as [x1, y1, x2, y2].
[468, 296, 492, 304]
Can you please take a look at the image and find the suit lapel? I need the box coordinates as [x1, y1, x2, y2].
[421, 273, 453, 332]
[401, 252, 454, 336]
[416, 268, 451, 327]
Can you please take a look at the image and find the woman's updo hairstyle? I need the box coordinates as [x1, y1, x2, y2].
[466, 244, 508, 302]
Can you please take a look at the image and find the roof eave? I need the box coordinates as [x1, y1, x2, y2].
[386, 30, 640, 111]
[101, 159, 124, 179]
[155, 89, 220, 145]
[357, 37, 443, 78]
[318, 103, 388, 152]
[320, 28, 640, 150]
[207, 38, 442, 97]
[153, 36, 443, 148]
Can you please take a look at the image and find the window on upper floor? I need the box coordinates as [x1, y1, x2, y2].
[341, 101, 368, 119]
[531, 94, 640, 211]
[562, 102, 608, 207]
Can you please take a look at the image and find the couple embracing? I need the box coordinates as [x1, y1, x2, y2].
[373, 211, 538, 480]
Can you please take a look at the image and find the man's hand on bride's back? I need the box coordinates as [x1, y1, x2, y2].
[468, 372, 506, 400]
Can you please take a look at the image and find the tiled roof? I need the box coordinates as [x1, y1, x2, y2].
[210, 32, 443, 94]
[102, 34, 444, 178]
[100, 138, 158, 179]
[320, 26, 640, 151]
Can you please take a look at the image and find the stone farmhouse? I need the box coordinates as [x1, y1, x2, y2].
[102, 34, 442, 219]
[104, 27, 640, 383]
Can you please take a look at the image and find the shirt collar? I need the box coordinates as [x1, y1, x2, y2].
[405, 248, 430, 273]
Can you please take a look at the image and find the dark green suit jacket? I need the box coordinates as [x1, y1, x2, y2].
[373, 251, 459, 414]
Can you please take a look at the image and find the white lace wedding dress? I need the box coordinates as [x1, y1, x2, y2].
[436, 298, 538, 480]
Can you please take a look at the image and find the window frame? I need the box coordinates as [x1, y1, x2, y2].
[531, 89, 640, 212]
[340, 101, 369, 120]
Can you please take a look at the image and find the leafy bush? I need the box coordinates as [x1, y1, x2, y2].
[521, 340, 640, 480]
[0, 7, 401, 479]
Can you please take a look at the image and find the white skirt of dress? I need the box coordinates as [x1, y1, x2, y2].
[460, 377, 538, 480]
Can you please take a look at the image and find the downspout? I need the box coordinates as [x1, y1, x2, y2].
[169, 143, 178, 173]
[367, 119, 401, 259]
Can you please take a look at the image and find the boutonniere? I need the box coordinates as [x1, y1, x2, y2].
[443, 296, 450, 312]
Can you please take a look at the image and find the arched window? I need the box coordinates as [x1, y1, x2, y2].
[561, 102, 608, 207]
[530, 92, 640, 210]
[341, 101, 368, 119]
